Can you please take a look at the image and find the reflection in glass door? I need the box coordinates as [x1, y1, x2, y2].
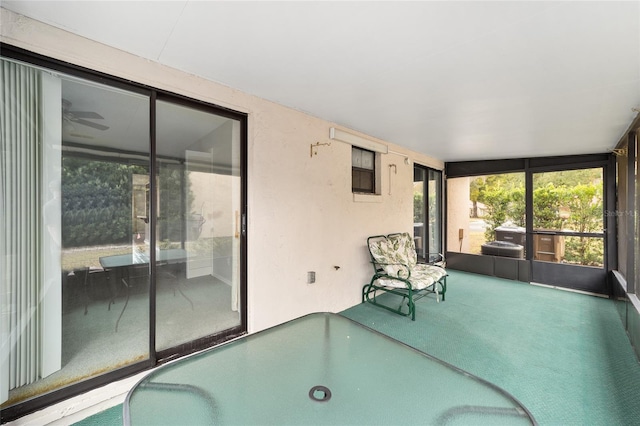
[1, 57, 152, 407]
[155, 100, 242, 352]
[1, 51, 247, 419]
[413, 166, 442, 262]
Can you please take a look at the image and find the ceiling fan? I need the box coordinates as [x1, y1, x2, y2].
[62, 98, 109, 131]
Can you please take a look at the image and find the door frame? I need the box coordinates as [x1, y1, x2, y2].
[526, 158, 614, 294]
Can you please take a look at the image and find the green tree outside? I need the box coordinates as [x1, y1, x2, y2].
[471, 169, 603, 266]
[62, 157, 147, 247]
[62, 157, 191, 249]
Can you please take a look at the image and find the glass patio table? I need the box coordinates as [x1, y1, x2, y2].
[124, 313, 535, 425]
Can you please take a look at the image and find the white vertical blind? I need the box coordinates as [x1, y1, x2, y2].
[40, 72, 62, 379]
[0, 59, 61, 403]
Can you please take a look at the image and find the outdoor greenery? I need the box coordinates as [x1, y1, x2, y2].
[414, 191, 423, 222]
[470, 169, 604, 266]
[413, 187, 438, 223]
[157, 163, 194, 242]
[62, 156, 192, 249]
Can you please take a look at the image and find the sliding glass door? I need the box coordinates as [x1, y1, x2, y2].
[413, 165, 443, 262]
[1, 53, 246, 419]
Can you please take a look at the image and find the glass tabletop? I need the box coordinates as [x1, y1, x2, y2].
[99, 248, 187, 268]
[125, 313, 535, 425]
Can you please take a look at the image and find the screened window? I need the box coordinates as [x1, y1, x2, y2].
[447, 173, 525, 257]
[532, 168, 604, 267]
[615, 143, 628, 278]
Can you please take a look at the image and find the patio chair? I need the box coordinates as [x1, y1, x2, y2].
[67, 266, 103, 315]
[363, 232, 447, 320]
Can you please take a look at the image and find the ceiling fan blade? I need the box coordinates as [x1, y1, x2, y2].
[69, 132, 94, 139]
[73, 118, 110, 131]
[71, 111, 104, 120]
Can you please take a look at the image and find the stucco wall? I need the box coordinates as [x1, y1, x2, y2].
[447, 177, 471, 254]
[1, 8, 444, 333]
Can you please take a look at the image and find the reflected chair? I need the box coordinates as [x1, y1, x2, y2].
[109, 263, 150, 332]
[157, 262, 194, 310]
[363, 232, 447, 320]
[110, 261, 194, 332]
[69, 266, 103, 315]
[63, 269, 85, 315]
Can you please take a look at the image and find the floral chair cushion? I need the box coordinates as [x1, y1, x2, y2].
[368, 232, 446, 290]
[368, 233, 417, 276]
[374, 264, 446, 290]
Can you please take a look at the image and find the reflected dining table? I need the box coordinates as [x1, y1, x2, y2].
[99, 248, 192, 331]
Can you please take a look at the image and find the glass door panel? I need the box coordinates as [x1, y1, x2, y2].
[428, 169, 443, 259]
[155, 100, 242, 351]
[59, 78, 152, 381]
[413, 166, 442, 262]
[413, 168, 427, 259]
[3, 56, 152, 406]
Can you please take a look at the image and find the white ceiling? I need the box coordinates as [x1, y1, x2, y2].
[3, 1, 640, 162]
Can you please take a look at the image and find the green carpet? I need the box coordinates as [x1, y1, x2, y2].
[342, 270, 640, 426]
[76, 270, 640, 425]
[73, 404, 122, 425]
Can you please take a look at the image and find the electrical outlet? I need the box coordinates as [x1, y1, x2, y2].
[307, 271, 316, 284]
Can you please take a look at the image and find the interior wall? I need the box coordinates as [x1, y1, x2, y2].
[0, 9, 444, 333]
